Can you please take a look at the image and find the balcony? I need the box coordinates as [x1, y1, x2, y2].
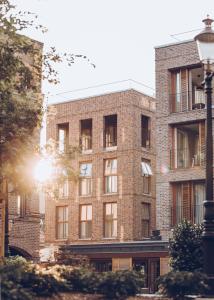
[170, 148, 205, 169]
[169, 91, 206, 113]
[171, 204, 204, 226]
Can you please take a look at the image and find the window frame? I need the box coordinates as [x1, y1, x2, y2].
[79, 162, 92, 196]
[79, 204, 92, 239]
[56, 206, 68, 240]
[141, 160, 152, 194]
[104, 159, 117, 194]
[141, 202, 151, 238]
[104, 202, 117, 238]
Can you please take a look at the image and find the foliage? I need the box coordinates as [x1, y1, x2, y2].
[0, 0, 94, 193]
[157, 271, 209, 300]
[0, 257, 144, 299]
[98, 269, 144, 299]
[62, 267, 101, 294]
[169, 219, 203, 272]
[0, 256, 68, 299]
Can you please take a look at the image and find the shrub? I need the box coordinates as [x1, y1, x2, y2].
[157, 271, 209, 300]
[98, 270, 144, 299]
[169, 220, 203, 272]
[62, 267, 101, 293]
[0, 257, 68, 299]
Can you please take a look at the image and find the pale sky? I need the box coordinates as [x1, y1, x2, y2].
[13, 0, 214, 103]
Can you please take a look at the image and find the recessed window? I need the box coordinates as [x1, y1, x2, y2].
[104, 159, 117, 194]
[58, 123, 69, 153]
[80, 119, 92, 151]
[141, 115, 150, 148]
[104, 115, 117, 148]
[58, 180, 69, 198]
[141, 160, 152, 194]
[79, 163, 92, 196]
[56, 206, 68, 239]
[104, 202, 117, 238]
[80, 204, 92, 239]
[142, 203, 151, 238]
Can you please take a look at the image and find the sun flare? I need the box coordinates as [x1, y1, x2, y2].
[34, 158, 54, 183]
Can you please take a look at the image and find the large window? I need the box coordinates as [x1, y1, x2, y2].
[104, 114, 117, 148]
[172, 181, 205, 225]
[141, 115, 150, 148]
[141, 160, 152, 194]
[172, 122, 205, 169]
[58, 123, 69, 153]
[104, 203, 117, 238]
[80, 119, 92, 152]
[79, 163, 92, 196]
[142, 203, 150, 238]
[104, 159, 117, 194]
[56, 206, 68, 239]
[80, 205, 92, 239]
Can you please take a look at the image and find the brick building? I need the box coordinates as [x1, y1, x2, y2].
[6, 37, 43, 260]
[155, 39, 207, 239]
[45, 88, 168, 292]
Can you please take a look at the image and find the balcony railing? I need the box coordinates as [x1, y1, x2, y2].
[169, 91, 206, 113]
[170, 148, 205, 169]
[171, 204, 204, 226]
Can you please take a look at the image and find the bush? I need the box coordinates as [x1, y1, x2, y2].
[62, 267, 101, 293]
[157, 271, 209, 300]
[98, 270, 144, 299]
[0, 257, 68, 299]
[169, 220, 203, 272]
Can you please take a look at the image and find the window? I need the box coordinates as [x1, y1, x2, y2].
[80, 119, 92, 151]
[141, 160, 152, 194]
[58, 180, 69, 198]
[172, 181, 205, 225]
[142, 203, 150, 238]
[56, 206, 68, 239]
[193, 183, 205, 224]
[79, 163, 92, 196]
[104, 159, 117, 194]
[58, 123, 69, 153]
[112, 258, 132, 271]
[17, 195, 26, 217]
[104, 203, 117, 238]
[141, 115, 150, 147]
[104, 115, 117, 148]
[80, 205, 92, 239]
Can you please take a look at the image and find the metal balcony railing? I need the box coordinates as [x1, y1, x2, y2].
[170, 148, 205, 169]
[169, 91, 206, 113]
[171, 204, 204, 226]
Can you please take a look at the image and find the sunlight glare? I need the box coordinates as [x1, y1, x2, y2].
[34, 158, 54, 183]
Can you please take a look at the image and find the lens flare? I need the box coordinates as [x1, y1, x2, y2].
[34, 158, 54, 183]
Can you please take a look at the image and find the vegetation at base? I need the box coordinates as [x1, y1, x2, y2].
[157, 271, 209, 300]
[169, 219, 203, 272]
[157, 220, 208, 299]
[1, 256, 145, 299]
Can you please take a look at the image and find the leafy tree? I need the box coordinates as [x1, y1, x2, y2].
[0, 0, 94, 192]
[169, 219, 203, 272]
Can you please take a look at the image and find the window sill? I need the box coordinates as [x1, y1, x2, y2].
[79, 195, 92, 198]
[102, 237, 117, 240]
[104, 146, 117, 152]
[81, 149, 93, 155]
[78, 238, 92, 241]
[103, 193, 118, 196]
[55, 239, 68, 242]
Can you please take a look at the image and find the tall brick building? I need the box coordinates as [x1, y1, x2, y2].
[45, 88, 168, 292]
[155, 39, 206, 239]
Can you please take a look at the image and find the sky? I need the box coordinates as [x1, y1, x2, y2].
[13, 0, 214, 104]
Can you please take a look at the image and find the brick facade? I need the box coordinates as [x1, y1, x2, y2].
[45, 89, 156, 244]
[155, 39, 207, 238]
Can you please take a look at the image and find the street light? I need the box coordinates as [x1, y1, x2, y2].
[195, 16, 214, 294]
